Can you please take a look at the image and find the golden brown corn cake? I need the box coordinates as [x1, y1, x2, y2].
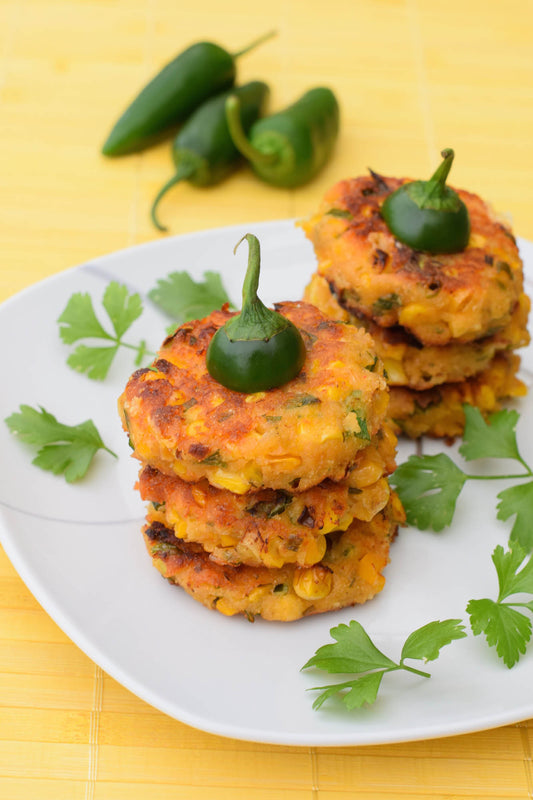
[305, 273, 531, 390]
[119, 301, 389, 493]
[139, 421, 398, 569]
[142, 494, 405, 622]
[388, 352, 526, 439]
[302, 173, 524, 346]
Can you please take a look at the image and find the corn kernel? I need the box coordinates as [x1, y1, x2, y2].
[262, 540, 286, 569]
[191, 487, 206, 507]
[321, 509, 352, 535]
[212, 471, 250, 494]
[215, 598, 237, 616]
[186, 420, 208, 437]
[469, 233, 486, 248]
[219, 533, 240, 547]
[148, 506, 166, 524]
[266, 455, 302, 470]
[390, 490, 407, 525]
[171, 461, 188, 479]
[293, 566, 333, 600]
[153, 559, 168, 577]
[172, 519, 187, 539]
[351, 457, 384, 488]
[298, 535, 327, 566]
[358, 552, 387, 591]
[398, 303, 430, 327]
[319, 427, 344, 444]
[477, 384, 496, 408]
[382, 358, 407, 385]
[351, 478, 390, 521]
[248, 586, 270, 603]
[245, 392, 267, 403]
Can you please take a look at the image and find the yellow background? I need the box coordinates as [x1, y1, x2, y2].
[1, 0, 533, 797]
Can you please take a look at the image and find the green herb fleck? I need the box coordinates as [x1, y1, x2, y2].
[326, 208, 353, 219]
[200, 451, 227, 467]
[496, 261, 514, 280]
[372, 293, 402, 315]
[286, 394, 321, 408]
[355, 411, 370, 441]
[364, 354, 380, 372]
[246, 491, 292, 518]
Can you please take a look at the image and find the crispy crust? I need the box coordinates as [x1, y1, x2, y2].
[142, 495, 405, 622]
[388, 352, 527, 439]
[305, 273, 531, 390]
[139, 421, 398, 569]
[301, 173, 524, 345]
[119, 301, 389, 493]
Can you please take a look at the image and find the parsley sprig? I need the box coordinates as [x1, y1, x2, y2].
[306, 404, 533, 712]
[58, 281, 152, 380]
[9, 273, 233, 482]
[303, 619, 466, 710]
[468, 543, 533, 667]
[148, 270, 233, 327]
[391, 405, 533, 550]
[5, 405, 116, 482]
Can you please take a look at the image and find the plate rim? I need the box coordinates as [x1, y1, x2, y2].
[1, 219, 533, 747]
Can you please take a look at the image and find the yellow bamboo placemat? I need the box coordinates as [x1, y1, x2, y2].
[1, 0, 533, 797]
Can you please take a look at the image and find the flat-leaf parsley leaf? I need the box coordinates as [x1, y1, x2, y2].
[302, 619, 466, 710]
[459, 406, 522, 463]
[5, 405, 116, 482]
[148, 271, 232, 325]
[58, 282, 151, 380]
[391, 405, 533, 546]
[467, 543, 533, 667]
[390, 453, 466, 531]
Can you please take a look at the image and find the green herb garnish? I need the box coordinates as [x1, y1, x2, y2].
[302, 619, 466, 710]
[148, 270, 232, 325]
[5, 405, 116, 482]
[391, 405, 533, 549]
[468, 543, 533, 668]
[58, 282, 150, 380]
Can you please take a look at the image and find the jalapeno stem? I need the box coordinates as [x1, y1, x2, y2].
[229, 234, 286, 338]
[237, 234, 260, 304]
[150, 161, 196, 232]
[418, 148, 455, 207]
[225, 96, 278, 166]
[232, 29, 277, 58]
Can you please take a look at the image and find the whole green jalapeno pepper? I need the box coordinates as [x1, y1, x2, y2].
[150, 81, 269, 231]
[224, 87, 340, 187]
[381, 148, 470, 254]
[206, 233, 306, 393]
[101, 31, 275, 157]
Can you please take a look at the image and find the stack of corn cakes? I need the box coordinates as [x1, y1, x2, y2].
[118, 300, 405, 622]
[303, 172, 530, 438]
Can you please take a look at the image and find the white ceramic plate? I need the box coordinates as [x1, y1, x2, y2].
[1, 220, 533, 747]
